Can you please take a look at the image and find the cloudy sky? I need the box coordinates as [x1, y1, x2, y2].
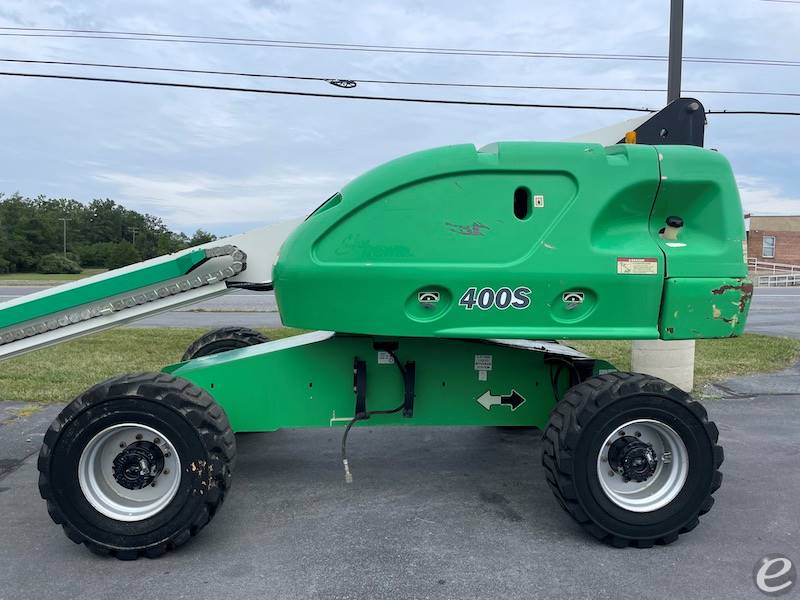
[0, 0, 798, 235]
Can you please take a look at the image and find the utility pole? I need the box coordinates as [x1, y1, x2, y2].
[58, 218, 71, 256]
[667, 0, 684, 103]
[632, 0, 694, 393]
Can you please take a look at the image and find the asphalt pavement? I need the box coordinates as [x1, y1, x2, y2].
[1, 285, 798, 334]
[744, 287, 800, 337]
[0, 365, 798, 599]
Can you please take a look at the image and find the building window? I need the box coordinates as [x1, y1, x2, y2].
[762, 235, 776, 258]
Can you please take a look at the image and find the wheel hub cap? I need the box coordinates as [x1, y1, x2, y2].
[608, 436, 658, 483]
[78, 423, 181, 522]
[112, 441, 165, 490]
[596, 419, 689, 513]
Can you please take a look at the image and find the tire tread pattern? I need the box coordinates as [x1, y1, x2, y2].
[181, 326, 269, 361]
[38, 372, 235, 560]
[541, 371, 723, 548]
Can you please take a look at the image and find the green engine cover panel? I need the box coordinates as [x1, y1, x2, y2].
[274, 142, 748, 340]
[650, 146, 748, 279]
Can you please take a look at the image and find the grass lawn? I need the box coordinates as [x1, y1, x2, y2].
[0, 327, 303, 404]
[0, 268, 107, 283]
[0, 330, 797, 404]
[569, 336, 800, 387]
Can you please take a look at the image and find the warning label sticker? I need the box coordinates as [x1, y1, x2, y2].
[474, 354, 493, 371]
[617, 257, 658, 275]
[377, 351, 395, 364]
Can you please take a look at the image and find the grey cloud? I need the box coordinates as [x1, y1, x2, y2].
[0, 0, 797, 234]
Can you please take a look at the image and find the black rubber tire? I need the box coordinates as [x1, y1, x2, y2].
[181, 326, 269, 361]
[541, 371, 723, 548]
[38, 372, 236, 560]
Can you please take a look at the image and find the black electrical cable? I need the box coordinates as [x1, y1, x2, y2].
[551, 356, 584, 382]
[547, 357, 584, 402]
[0, 32, 678, 61]
[1, 26, 799, 68]
[0, 70, 655, 112]
[4, 70, 798, 116]
[707, 109, 800, 115]
[226, 281, 274, 291]
[340, 349, 406, 483]
[549, 363, 565, 402]
[3, 58, 800, 98]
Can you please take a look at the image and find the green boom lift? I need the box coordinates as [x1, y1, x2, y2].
[2, 99, 751, 558]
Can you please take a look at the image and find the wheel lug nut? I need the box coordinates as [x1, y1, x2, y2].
[618, 431, 625, 437]
[154, 437, 161, 444]
[163, 469, 170, 475]
[635, 431, 642, 437]
[135, 433, 143, 440]
[608, 470, 615, 477]
[601, 456, 607, 463]
[151, 482, 156, 487]
[119, 442, 126, 448]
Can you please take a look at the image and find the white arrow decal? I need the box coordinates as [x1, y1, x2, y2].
[476, 389, 526, 411]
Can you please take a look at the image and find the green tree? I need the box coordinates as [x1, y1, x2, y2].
[37, 253, 81, 274]
[0, 193, 215, 272]
[105, 241, 142, 270]
[0, 194, 9, 273]
[188, 229, 217, 246]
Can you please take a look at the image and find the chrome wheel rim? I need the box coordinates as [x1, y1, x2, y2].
[78, 423, 181, 522]
[596, 419, 688, 513]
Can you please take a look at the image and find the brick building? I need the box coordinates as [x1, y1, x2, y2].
[747, 215, 800, 266]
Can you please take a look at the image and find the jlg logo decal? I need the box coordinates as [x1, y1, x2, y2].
[459, 287, 531, 310]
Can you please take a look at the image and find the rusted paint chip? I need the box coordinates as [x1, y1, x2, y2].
[710, 281, 753, 313]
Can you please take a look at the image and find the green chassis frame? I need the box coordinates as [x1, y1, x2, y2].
[164, 332, 611, 433]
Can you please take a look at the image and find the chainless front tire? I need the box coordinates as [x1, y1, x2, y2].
[38, 372, 235, 559]
[181, 326, 269, 361]
[542, 372, 723, 548]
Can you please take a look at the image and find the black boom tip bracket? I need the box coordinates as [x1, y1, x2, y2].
[621, 97, 706, 148]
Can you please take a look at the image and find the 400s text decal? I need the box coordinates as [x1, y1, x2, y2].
[458, 287, 531, 310]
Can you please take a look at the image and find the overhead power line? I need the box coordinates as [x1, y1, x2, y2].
[2, 58, 799, 98]
[706, 109, 800, 115]
[1, 70, 798, 115]
[0, 27, 798, 67]
[0, 70, 654, 111]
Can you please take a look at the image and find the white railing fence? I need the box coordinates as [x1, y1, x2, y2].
[756, 273, 800, 287]
[748, 258, 800, 286]
[747, 257, 800, 274]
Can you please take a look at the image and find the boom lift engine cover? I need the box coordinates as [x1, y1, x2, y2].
[274, 142, 749, 340]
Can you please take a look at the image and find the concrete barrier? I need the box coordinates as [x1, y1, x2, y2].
[631, 339, 695, 392]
